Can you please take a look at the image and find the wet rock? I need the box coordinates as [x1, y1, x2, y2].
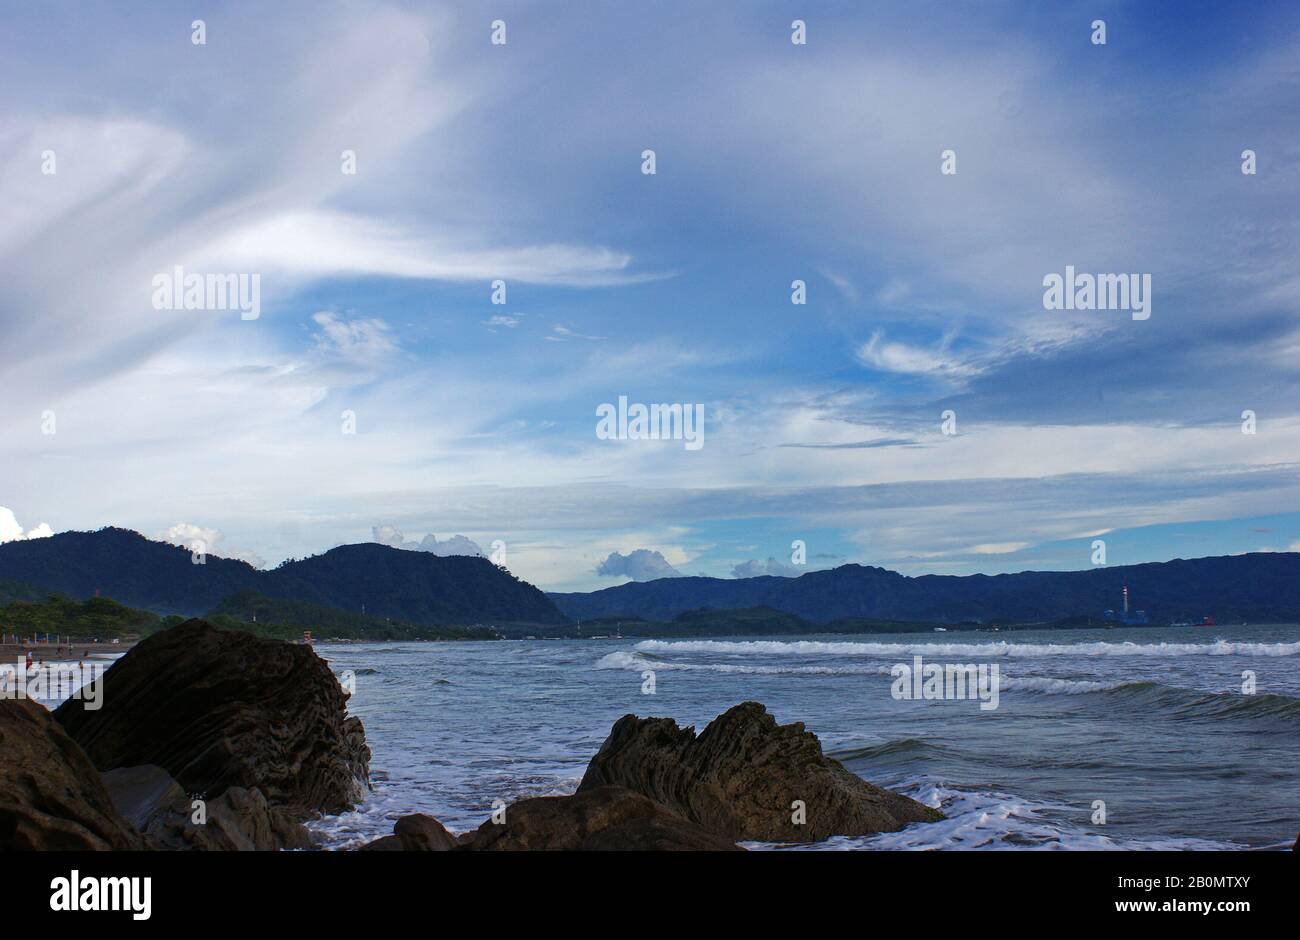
[0, 699, 143, 850]
[394, 813, 457, 850]
[193, 787, 315, 851]
[55, 620, 370, 820]
[102, 764, 312, 851]
[358, 834, 404, 851]
[578, 701, 943, 842]
[101, 764, 183, 833]
[461, 785, 742, 851]
[358, 813, 458, 851]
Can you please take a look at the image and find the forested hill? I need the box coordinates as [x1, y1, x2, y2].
[548, 553, 1300, 624]
[0, 528, 567, 625]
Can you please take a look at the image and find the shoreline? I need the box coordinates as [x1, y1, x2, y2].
[0, 641, 132, 661]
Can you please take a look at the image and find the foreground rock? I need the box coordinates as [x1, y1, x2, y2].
[0, 699, 143, 850]
[359, 813, 459, 851]
[56, 620, 370, 825]
[462, 785, 741, 851]
[578, 701, 943, 842]
[103, 764, 313, 851]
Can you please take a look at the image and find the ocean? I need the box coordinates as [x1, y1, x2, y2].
[307, 624, 1300, 851]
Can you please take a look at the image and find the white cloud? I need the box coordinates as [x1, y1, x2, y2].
[855, 330, 979, 378]
[203, 210, 650, 288]
[596, 549, 683, 581]
[4, 4, 1299, 593]
[312, 311, 397, 360]
[0, 508, 52, 544]
[161, 522, 221, 548]
[371, 525, 484, 557]
[159, 523, 264, 568]
[969, 542, 1032, 555]
[548, 324, 607, 342]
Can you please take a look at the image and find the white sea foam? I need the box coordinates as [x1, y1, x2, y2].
[633, 638, 1300, 658]
[747, 778, 1243, 852]
[594, 650, 894, 676]
[998, 676, 1122, 694]
[598, 652, 1140, 696]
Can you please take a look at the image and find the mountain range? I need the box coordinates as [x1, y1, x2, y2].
[2, 528, 1299, 631]
[548, 554, 1300, 624]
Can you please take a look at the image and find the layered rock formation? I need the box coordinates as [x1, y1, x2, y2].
[0, 698, 142, 850]
[578, 701, 943, 842]
[461, 785, 741, 851]
[55, 620, 370, 821]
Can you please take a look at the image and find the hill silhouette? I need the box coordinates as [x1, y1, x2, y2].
[7, 528, 1299, 629]
[0, 528, 566, 625]
[549, 554, 1300, 624]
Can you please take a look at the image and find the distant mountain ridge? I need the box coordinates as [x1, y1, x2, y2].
[6, 528, 1299, 630]
[0, 528, 566, 625]
[549, 554, 1300, 624]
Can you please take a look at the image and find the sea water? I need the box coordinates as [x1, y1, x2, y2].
[308, 624, 1300, 850]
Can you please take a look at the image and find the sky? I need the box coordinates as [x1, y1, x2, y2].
[2, 1, 1300, 592]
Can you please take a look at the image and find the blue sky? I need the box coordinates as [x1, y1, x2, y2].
[2, 1, 1299, 590]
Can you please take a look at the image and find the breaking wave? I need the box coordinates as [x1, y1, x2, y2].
[633, 638, 1300, 658]
[594, 650, 895, 676]
[749, 778, 1247, 851]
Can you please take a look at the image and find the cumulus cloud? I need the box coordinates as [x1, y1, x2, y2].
[0, 507, 53, 544]
[419, 534, 485, 557]
[158, 522, 265, 569]
[371, 525, 484, 557]
[596, 549, 683, 581]
[731, 557, 800, 579]
[161, 522, 220, 548]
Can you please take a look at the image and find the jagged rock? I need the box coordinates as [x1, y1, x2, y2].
[193, 787, 315, 850]
[461, 785, 742, 851]
[578, 701, 943, 842]
[55, 620, 370, 820]
[358, 813, 458, 851]
[0, 699, 143, 850]
[102, 764, 312, 851]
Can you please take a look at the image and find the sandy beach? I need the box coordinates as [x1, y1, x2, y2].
[0, 641, 132, 661]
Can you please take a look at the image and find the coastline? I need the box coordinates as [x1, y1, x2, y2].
[7, 622, 1298, 852]
[0, 640, 131, 660]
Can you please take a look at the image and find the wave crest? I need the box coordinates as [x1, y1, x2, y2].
[633, 638, 1300, 658]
